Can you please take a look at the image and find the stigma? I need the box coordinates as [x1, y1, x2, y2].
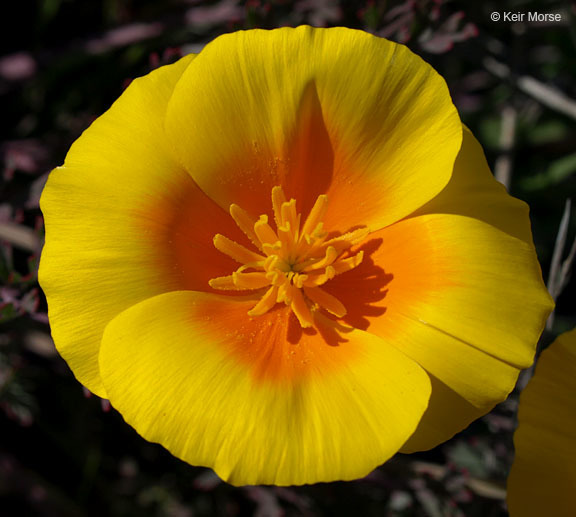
[209, 186, 368, 328]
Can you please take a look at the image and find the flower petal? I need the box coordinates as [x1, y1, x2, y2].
[377, 129, 551, 451]
[40, 54, 249, 397]
[324, 214, 553, 413]
[166, 26, 461, 231]
[412, 126, 533, 243]
[99, 291, 431, 486]
[507, 329, 576, 517]
[400, 375, 487, 453]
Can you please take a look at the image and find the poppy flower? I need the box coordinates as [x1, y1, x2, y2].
[507, 328, 576, 516]
[39, 26, 553, 485]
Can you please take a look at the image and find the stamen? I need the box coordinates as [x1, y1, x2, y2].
[293, 273, 308, 289]
[277, 280, 292, 304]
[248, 286, 279, 316]
[232, 271, 270, 290]
[324, 227, 370, 252]
[271, 186, 287, 228]
[280, 199, 300, 246]
[304, 246, 338, 271]
[254, 215, 279, 246]
[303, 286, 347, 318]
[277, 223, 294, 257]
[262, 241, 283, 255]
[230, 204, 260, 248]
[209, 186, 368, 327]
[301, 194, 328, 237]
[290, 287, 314, 328]
[209, 275, 239, 290]
[213, 234, 266, 265]
[331, 251, 364, 275]
[302, 267, 335, 287]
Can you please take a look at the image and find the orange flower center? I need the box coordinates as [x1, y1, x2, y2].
[209, 186, 368, 328]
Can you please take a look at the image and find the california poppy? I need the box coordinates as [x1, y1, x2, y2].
[40, 27, 553, 485]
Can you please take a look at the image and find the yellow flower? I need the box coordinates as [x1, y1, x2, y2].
[39, 27, 553, 486]
[507, 328, 576, 516]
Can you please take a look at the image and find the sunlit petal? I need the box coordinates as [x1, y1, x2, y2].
[99, 291, 431, 485]
[325, 214, 552, 415]
[166, 26, 461, 231]
[39, 55, 248, 396]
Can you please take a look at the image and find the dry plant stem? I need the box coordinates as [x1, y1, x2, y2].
[0, 221, 41, 252]
[558, 229, 576, 293]
[547, 199, 574, 330]
[519, 200, 574, 390]
[494, 105, 517, 189]
[484, 57, 576, 121]
[411, 461, 506, 500]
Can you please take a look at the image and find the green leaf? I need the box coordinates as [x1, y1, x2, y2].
[520, 152, 576, 191]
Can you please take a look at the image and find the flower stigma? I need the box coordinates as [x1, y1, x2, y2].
[209, 186, 369, 328]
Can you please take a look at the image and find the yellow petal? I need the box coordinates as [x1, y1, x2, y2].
[165, 26, 461, 231]
[394, 128, 553, 451]
[324, 214, 553, 416]
[507, 328, 576, 517]
[99, 291, 431, 486]
[40, 54, 249, 396]
[413, 126, 533, 243]
[400, 375, 488, 453]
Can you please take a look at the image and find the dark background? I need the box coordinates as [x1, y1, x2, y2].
[1, 1, 575, 515]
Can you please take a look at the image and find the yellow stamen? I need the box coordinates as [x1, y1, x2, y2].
[304, 246, 338, 271]
[331, 251, 364, 275]
[303, 286, 347, 318]
[277, 223, 294, 257]
[301, 194, 328, 237]
[324, 227, 370, 252]
[254, 215, 279, 246]
[213, 234, 266, 265]
[209, 186, 368, 327]
[271, 186, 287, 227]
[209, 275, 239, 290]
[281, 199, 299, 235]
[290, 287, 314, 328]
[230, 204, 260, 248]
[302, 267, 335, 287]
[232, 271, 270, 290]
[262, 241, 283, 256]
[248, 286, 279, 317]
[293, 273, 308, 289]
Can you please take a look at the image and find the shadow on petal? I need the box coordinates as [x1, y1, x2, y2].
[322, 237, 394, 332]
